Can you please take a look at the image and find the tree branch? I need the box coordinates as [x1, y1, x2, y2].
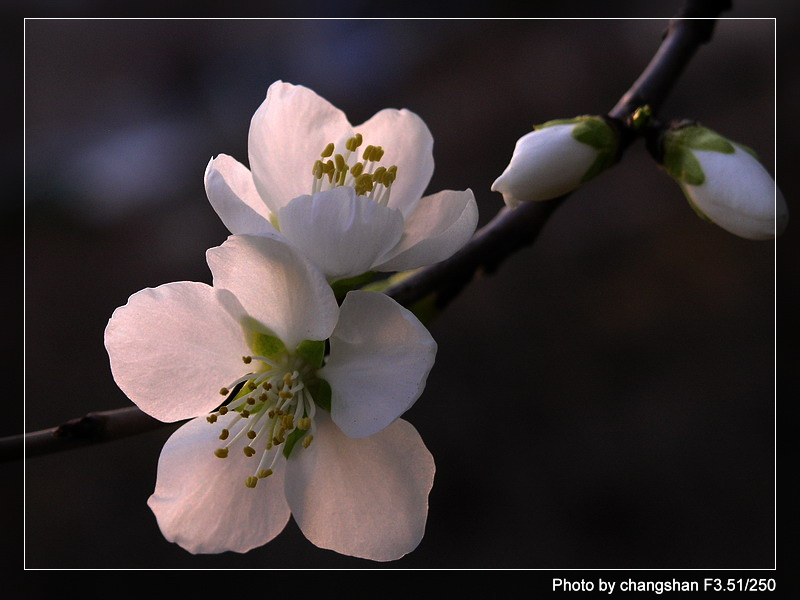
[11, 2, 732, 463]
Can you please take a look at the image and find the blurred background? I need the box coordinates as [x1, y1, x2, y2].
[16, 9, 790, 568]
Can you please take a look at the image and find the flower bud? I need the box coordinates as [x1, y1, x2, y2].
[660, 123, 787, 240]
[491, 116, 619, 208]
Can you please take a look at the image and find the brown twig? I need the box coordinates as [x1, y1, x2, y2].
[9, 3, 732, 463]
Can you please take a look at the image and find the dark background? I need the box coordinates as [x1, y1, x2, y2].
[16, 10, 790, 569]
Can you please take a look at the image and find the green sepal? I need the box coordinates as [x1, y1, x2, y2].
[296, 339, 325, 369]
[331, 271, 376, 302]
[662, 125, 739, 186]
[534, 116, 586, 130]
[282, 427, 307, 459]
[306, 377, 332, 412]
[663, 144, 705, 186]
[675, 125, 735, 154]
[535, 116, 618, 184]
[573, 118, 619, 183]
[250, 331, 287, 359]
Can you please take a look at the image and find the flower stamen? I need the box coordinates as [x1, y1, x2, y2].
[207, 351, 321, 487]
[310, 138, 398, 202]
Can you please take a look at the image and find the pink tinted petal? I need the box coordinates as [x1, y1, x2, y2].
[248, 81, 354, 214]
[376, 188, 478, 272]
[104, 282, 250, 422]
[355, 108, 434, 218]
[207, 235, 339, 349]
[278, 187, 405, 281]
[321, 291, 437, 439]
[205, 154, 278, 237]
[284, 412, 435, 561]
[148, 414, 291, 554]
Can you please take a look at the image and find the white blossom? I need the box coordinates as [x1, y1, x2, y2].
[205, 81, 478, 281]
[105, 235, 436, 560]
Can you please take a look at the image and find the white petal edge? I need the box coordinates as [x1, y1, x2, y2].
[207, 235, 339, 349]
[248, 81, 354, 215]
[205, 154, 279, 237]
[278, 187, 405, 281]
[104, 282, 251, 422]
[148, 414, 292, 554]
[375, 188, 478, 272]
[355, 108, 434, 218]
[321, 291, 437, 439]
[284, 412, 435, 561]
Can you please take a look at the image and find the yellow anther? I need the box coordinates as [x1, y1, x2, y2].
[320, 142, 335, 158]
[219, 429, 229, 440]
[279, 390, 293, 399]
[298, 417, 311, 430]
[355, 173, 374, 196]
[258, 469, 273, 479]
[372, 146, 385, 161]
[214, 448, 229, 459]
[312, 159, 324, 179]
[243, 446, 256, 457]
[362, 145, 375, 161]
[324, 160, 335, 182]
[385, 165, 398, 184]
[218, 406, 228, 415]
[245, 476, 258, 488]
[247, 430, 257, 440]
[334, 153, 347, 172]
[372, 166, 387, 185]
[346, 134, 363, 151]
[262, 382, 272, 390]
[219, 387, 230, 396]
[241, 409, 250, 418]
[259, 393, 268, 402]
[350, 162, 364, 178]
[246, 397, 256, 405]
[242, 356, 252, 364]
[247, 381, 257, 391]
[206, 414, 217, 424]
[282, 415, 294, 429]
[302, 435, 314, 449]
[283, 373, 294, 385]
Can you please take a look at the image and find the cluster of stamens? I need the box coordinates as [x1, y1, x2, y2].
[311, 134, 398, 204]
[207, 354, 317, 488]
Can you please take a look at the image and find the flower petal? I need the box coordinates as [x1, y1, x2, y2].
[278, 187, 405, 281]
[375, 188, 478, 272]
[147, 414, 291, 554]
[104, 282, 250, 422]
[207, 235, 339, 349]
[205, 154, 278, 237]
[355, 108, 434, 218]
[320, 291, 437, 439]
[686, 145, 788, 240]
[284, 411, 435, 561]
[248, 81, 353, 214]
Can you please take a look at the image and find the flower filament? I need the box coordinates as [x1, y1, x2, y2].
[311, 134, 398, 206]
[207, 352, 319, 488]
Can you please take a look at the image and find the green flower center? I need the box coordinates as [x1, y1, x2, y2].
[206, 335, 330, 488]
